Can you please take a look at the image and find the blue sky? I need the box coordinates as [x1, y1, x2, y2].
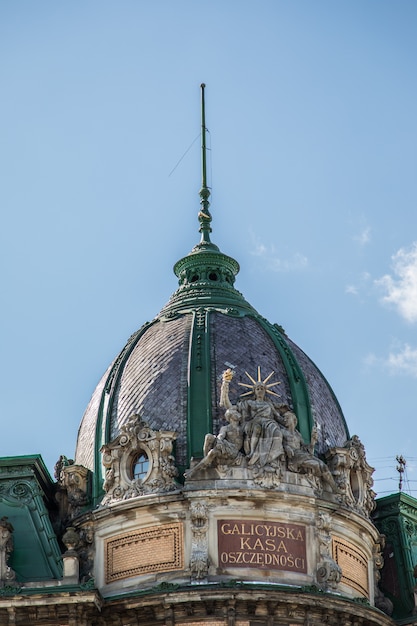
[1, 1, 417, 497]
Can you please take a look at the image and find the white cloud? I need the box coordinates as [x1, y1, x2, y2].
[345, 272, 371, 297]
[387, 345, 417, 376]
[354, 227, 371, 246]
[250, 236, 308, 272]
[376, 242, 417, 322]
[345, 285, 358, 295]
[365, 344, 417, 378]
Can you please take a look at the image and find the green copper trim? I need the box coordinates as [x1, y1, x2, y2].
[0, 456, 63, 581]
[374, 492, 417, 618]
[198, 83, 214, 249]
[254, 316, 313, 443]
[163, 84, 252, 319]
[92, 321, 157, 506]
[187, 308, 212, 463]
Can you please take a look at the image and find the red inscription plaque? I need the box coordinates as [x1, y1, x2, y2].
[218, 519, 307, 572]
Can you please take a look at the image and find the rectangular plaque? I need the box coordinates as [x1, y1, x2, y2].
[105, 523, 183, 583]
[218, 519, 307, 572]
[333, 537, 369, 597]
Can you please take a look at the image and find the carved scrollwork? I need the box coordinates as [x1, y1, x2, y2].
[326, 435, 376, 517]
[315, 511, 342, 590]
[10, 482, 31, 501]
[373, 535, 393, 616]
[101, 414, 178, 503]
[190, 501, 210, 580]
[77, 523, 95, 583]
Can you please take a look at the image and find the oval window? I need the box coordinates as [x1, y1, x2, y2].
[132, 452, 149, 481]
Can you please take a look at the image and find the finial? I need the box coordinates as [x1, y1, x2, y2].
[198, 83, 213, 245]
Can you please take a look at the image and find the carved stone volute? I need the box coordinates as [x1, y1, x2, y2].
[101, 413, 178, 503]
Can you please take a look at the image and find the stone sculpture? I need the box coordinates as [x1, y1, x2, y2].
[221, 368, 285, 473]
[281, 410, 338, 492]
[55, 457, 90, 524]
[186, 366, 339, 494]
[101, 414, 178, 503]
[189, 501, 210, 580]
[326, 435, 376, 517]
[316, 511, 342, 590]
[0, 517, 16, 585]
[185, 407, 244, 478]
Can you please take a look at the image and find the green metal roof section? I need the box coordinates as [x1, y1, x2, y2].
[373, 492, 417, 620]
[187, 308, 212, 462]
[0, 455, 63, 582]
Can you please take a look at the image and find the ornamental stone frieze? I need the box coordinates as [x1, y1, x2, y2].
[101, 413, 178, 503]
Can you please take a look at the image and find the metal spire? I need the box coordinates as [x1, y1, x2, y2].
[198, 83, 213, 246]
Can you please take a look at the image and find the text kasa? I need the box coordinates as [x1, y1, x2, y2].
[218, 522, 307, 570]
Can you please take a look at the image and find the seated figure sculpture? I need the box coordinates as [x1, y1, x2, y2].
[184, 408, 244, 478]
[281, 409, 337, 492]
[220, 368, 285, 471]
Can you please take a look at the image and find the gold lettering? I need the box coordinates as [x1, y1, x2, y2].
[277, 540, 288, 553]
[221, 552, 229, 563]
[219, 520, 306, 571]
[265, 539, 275, 551]
[240, 537, 251, 550]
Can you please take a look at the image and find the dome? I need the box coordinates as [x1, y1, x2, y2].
[75, 303, 349, 477]
[64, 87, 392, 619]
[75, 152, 349, 504]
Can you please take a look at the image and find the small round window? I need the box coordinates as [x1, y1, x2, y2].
[132, 452, 149, 481]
